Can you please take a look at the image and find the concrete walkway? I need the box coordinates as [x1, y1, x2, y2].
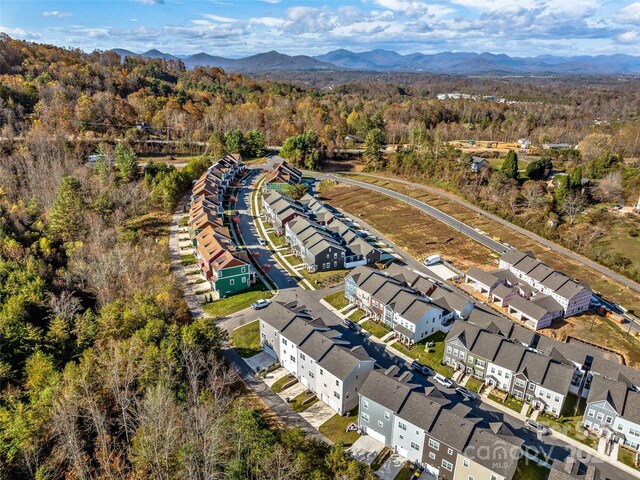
[377, 453, 406, 480]
[169, 193, 206, 319]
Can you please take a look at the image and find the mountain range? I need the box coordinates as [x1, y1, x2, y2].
[110, 48, 640, 75]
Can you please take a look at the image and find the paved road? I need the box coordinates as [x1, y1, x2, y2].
[343, 172, 640, 295]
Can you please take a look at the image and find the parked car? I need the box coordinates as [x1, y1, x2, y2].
[455, 386, 476, 400]
[434, 373, 454, 388]
[525, 420, 550, 436]
[258, 238, 266, 246]
[343, 318, 362, 332]
[251, 299, 271, 310]
[410, 360, 434, 376]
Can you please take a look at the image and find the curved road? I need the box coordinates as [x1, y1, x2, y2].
[313, 171, 640, 296]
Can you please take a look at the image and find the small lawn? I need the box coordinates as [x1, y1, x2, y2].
[514, 457, 550, 480]
[319, 409, 360, 447]
[271, 374, 295, 394]
[230, 320, 261, 358]
[361, 320, 392, 339]
[391, 331, 453, 377]
[393, 463, 414, 480]
[323, 290, 350, 310]
[285, 254, 304, 266]
[349, 309, 366, 322]
[288, 392, 319, 412]
[504, 395, 524, 413]
[266, 230, 286, 247]
[465, 377, 484, 393]
[619, 446, 640, 471]
[180, 254, 196, 265]
[203, 284, 273, 318]
[537, 414, 596, 449]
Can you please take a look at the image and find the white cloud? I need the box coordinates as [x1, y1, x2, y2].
[201, 13, 237, 22]
[616, 3, 640, 25]
[42, 11, 73, 18]
[262, 0, 281, 3]
[137, 0, 164, 5]
[250, 16, 286, 27]
[616, 29, 639, 43]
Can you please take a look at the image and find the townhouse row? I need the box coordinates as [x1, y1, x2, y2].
[261, 187, 383, 272]
[465, 249, 591, 330]
[188, 154, 255, 298]
[358, 366, 523, 480]
[446, 311, 640, 450]
[263, 159, 303, 192]
[344, 264, 473, 345]
[259, 300, 375, 415]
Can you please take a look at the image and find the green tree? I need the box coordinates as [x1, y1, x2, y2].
[281, 130, 323, 170]
[363, 128, 386, 171]
[283, 183, 309, 200]
[243, 129, 265, 158]
[48, 176, 86, 242]
[225, 129, 244, 154]
[114, 143, 138, 182]
[569, 165, 583, 189]
[525, 158, 552, 180]
[501, 150, 518, 180]
[554, 174, 570, 204]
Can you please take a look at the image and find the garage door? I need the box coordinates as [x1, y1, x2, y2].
[425, 464, 439, 477]
[396, 446, 408, 458]
[365, 427, 386, 444]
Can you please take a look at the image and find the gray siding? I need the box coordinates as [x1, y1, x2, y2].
[358, 396, 395, 445]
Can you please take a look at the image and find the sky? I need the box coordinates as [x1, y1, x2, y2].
[1, 0, 640, 57]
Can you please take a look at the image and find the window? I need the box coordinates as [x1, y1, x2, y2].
[442, 460, 453, 471]
[384, 412, 390, 420]
[290, 355, 295, 362]
[587, 410, 595, 418]
[336, 380, 339, 386]
[477, 360, 485, 369]
[463, 459, 469, 468]
[361, 412, 369, 422]
[468, 356, 474, 364]
[241, 267, 246, 273]
[363, 400, 369, 409]
[491, 475, 498, 480]
[399, 434, 404, 440]
[490, 367, 496, 374]
[468, 476, 475, 480]
[242, 277, 246, 283]
[528, 383, 535, 391]
[410, 442, 420, 451]
[230, 279, 234, 285]
[446, 346, 452, 354]
[320, 369, 324, 375]
[309, 372, 314, 378]
[596, 412, 604, 421]
[398, 422, 407, 431]
[618, 424, 623, 430]
[378, 420, 384, 427]
[300, 353, 306, 360]
[447, 448, 453, 455]
[282, 339, 288, 346]
[334, 391, 340, 399]
[606, 416, 613, 424]
[428, 439, 440, 450]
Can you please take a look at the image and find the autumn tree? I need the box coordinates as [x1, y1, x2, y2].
[560, 191, 587, 225]
[115, 143, 139, 182]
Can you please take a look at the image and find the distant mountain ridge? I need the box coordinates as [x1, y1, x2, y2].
[109, 47, 640, 74]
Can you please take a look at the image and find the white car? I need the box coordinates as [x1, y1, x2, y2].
[251, 299, 271, 310]
[434, 373, 454, 388]
[258, 238, 266, 246]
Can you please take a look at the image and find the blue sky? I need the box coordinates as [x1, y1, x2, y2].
[1, 0, 640, 57]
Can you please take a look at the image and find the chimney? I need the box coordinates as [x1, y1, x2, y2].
[384, 365, 400, 377]
[398, 371, 413, 383]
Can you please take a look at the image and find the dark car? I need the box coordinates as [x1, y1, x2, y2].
[410, 360, 434, 376]
[343, 318, 361, 332]
[455, 386, 477, 400]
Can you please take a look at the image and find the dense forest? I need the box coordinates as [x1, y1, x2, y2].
[0, 37, 374, 479]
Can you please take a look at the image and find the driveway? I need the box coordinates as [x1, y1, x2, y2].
[262, 367, 288, 388]
[243, 351, 276, 373]
[300, 400, 336, 429]
[377, 454, 406, 480]
[348, 435, 385, 465]
[277, 380, 306, 401]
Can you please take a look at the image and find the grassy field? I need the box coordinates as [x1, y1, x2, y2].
[349, 309, 365, 322]
[323, 290, 350, 310]
[391, 332, 453, 376]
[361, 320, 392, 339]
[300, 268, 350, 289]
[317, 181, 496, 273]
[203, 284, 273, 318]
[266, 230, 286, 247]
[326, 175, 640, 367]
[230, 320, 261, 358]
[514, 458, 550, 480]
[319, 409, 360, 447]
[537, 412, 596, 449]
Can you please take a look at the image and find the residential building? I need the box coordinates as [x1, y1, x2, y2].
[358, 367, 523, 480]
[261, 190, 307, 235]
[264, 160, 303, 191]
[548, 458, 600, 480]
[286, 217, 346, 271]
[259, 301, 374, 415]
